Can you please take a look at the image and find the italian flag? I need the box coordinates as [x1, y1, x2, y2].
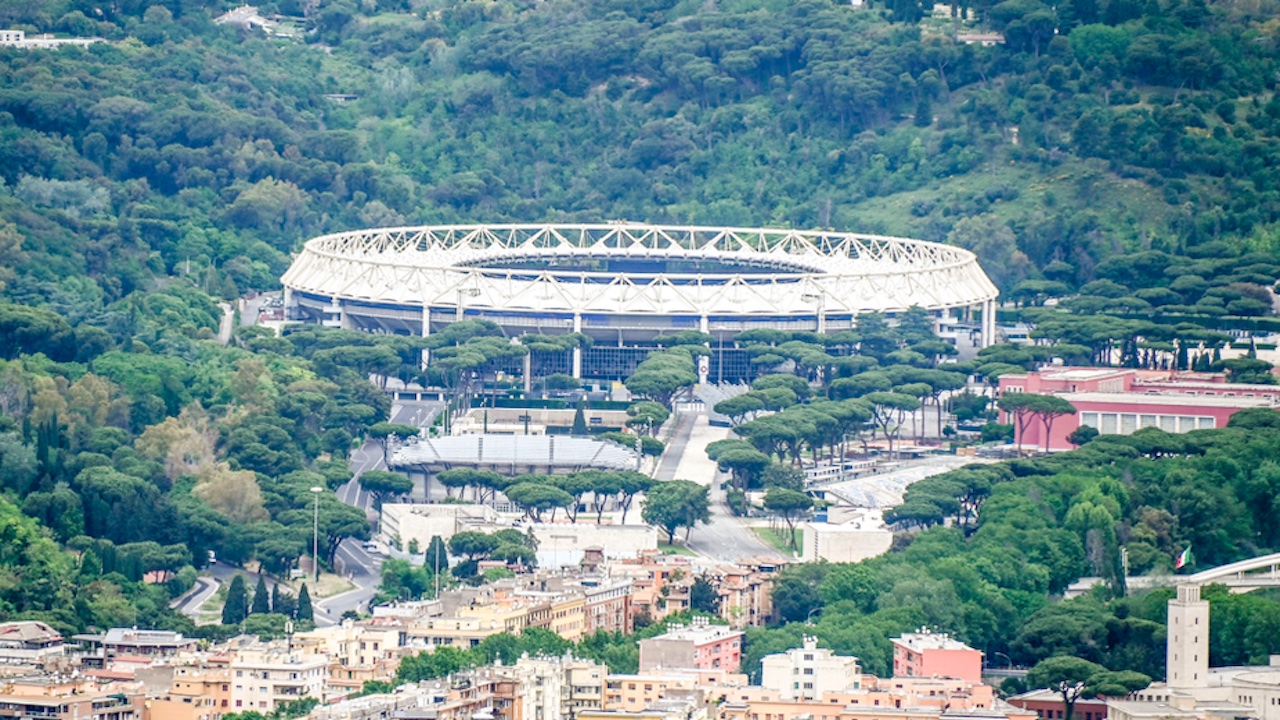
[1175, 547, 1191, 570]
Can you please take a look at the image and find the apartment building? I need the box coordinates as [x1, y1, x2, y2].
[294, 622, 403, 695]
[583, 578, 633, 635]
[0, 678, 141, 720]
[638, 619, 744, 673]
[0, 622, 64, 666]
[890, 631, 983, 684]
[760, 637, 861, 700]
[229, 643, 328, 712]
[147, 663, 232, 720]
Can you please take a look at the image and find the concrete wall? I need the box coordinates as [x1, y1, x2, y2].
[638, 638, 694, 672]
[380, 504, 506, 548]
[801, 523, 893, 564]
[533, 524, 657, 568]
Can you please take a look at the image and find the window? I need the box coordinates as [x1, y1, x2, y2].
[804, 669, 814, 675]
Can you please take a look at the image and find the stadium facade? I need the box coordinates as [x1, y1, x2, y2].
[281, 223, 1000, 382]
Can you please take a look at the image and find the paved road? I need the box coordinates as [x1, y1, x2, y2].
[654, 413, 696, 481]
[172, 400, 444, 624]
[216, 303, 234, 344]
[170, 563, 271, 621]
[170, 576, 219, 615]
[686, 473, 787, 562]
[661, 413, 787, 562]
[241, 294, 272, 326]
[323, 400, 446, 619]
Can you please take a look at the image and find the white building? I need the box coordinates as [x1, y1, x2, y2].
[511, 656, 568, 720]
[0, 30, 102, 48]
[212, 6, 276, 32]
[308, 681, 452, 720]
[801, 509, 893, 564]
[379, 503, 505, 549]
[760, 636, 861, 700]
[230, 642, 329, 712]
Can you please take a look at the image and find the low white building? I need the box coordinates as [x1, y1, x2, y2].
[801, 509, 892, 564]
[532, 524, 657, 568]
[0, 30, 102, 48]
[760, 636, 861, 700]
[380, 503, 506, 550]
[380, 503, 657, 569]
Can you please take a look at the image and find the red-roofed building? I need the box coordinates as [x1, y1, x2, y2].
[998, 368, 1280, 451]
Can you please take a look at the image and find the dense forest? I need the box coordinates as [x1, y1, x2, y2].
[1, 0, 1280, 681]
[2, 0, 1280, 303]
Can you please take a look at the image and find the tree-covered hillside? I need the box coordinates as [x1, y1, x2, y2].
[2, 0, 1280, 305]
[1, 0, 1280, 643]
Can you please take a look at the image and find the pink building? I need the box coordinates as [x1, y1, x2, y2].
[998, 368, 1280, 451]
[638, 618, 743, 672]
[891, 631, 983, 684]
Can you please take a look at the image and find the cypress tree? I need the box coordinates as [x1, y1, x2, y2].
[426, 535, 450, 575]
[222, 575, 249, 625]
[271, 583, 281, 614]
[251, 576, 270, 615]
[297, 583, 314, 622]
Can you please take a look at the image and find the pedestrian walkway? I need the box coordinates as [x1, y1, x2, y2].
[671, 414, 732, 486]
[654, 413, 696, 481]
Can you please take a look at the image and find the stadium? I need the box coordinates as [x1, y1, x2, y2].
[281, 223, 1000, 382]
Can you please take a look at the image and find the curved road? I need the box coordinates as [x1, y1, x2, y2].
[171, 400, 444, 624]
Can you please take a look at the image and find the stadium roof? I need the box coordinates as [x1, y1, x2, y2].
[390, 434, 640, 472]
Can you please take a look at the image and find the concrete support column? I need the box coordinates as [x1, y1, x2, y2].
[420, 306, 431, 369]
[324, 298, 352, 330]
[572, 313, 583, 379]
[523, 352, 532, 395]
[981, 300, 997, 347]
[698, 315, 710, 385]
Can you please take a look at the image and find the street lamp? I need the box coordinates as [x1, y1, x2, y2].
[310, 486, 323, 582]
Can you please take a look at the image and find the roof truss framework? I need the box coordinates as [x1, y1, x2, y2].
[282, 223, 999, 317]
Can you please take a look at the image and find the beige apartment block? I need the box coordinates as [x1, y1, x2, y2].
[229, 643, 327, 712]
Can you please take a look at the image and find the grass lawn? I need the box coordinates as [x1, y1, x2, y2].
[658, 543, 698, 556]
[753, 526, 802, 556]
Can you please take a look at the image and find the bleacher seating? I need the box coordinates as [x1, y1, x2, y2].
[694, 382, 752, 425]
